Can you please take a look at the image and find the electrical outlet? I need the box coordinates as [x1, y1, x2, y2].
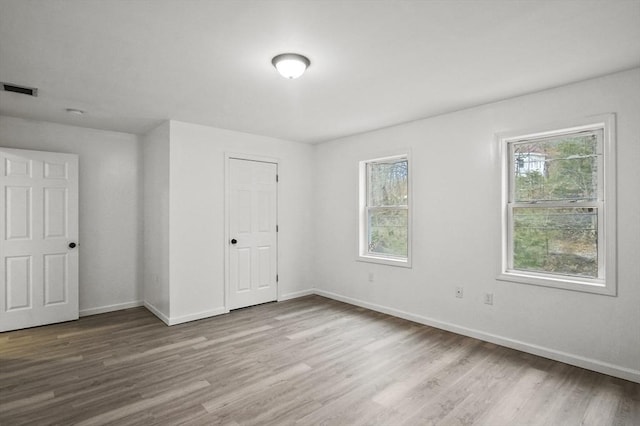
[484, 293, 493, 305]
[368, 272, 374, 282]
[455, 287, 463, 298]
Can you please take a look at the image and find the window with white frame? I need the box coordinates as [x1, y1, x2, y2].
[499, 115, 616, 295]
[359, 154, 410, 266]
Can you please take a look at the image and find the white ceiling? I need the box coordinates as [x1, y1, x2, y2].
[1, 0, 639, 144]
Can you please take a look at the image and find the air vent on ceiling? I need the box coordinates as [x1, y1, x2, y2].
[1, 82, 38, 97]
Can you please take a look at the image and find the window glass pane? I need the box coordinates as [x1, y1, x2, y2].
[513, 207, 597, 278]
[368, 208, 408, 257]
[513, 133, 598, 202]
[368, 160, 408, 206]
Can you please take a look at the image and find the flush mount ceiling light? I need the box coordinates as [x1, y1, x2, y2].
[271, 53, 310, 79]
[65, 108, 84, 115]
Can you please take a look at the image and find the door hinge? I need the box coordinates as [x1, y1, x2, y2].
[276, 274, 279, 282]
[276, 225, 279, 232]
[276, 174, 279, 182]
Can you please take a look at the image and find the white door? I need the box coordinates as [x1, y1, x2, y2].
[228, 158, 277, 310]
[0, 148, 79, 332]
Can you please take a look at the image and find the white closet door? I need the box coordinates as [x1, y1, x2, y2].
[228, 158, 277, 310]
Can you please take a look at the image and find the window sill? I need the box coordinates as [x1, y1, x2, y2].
[357, 254, 412, 268]
[497, 270, 615, 296]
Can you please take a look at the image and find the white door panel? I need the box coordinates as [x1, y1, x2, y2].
[228, 158, 277, 310]
[0, 148, 79, 332]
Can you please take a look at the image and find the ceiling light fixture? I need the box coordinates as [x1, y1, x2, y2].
[271, 53, 310, 79]
[65, 108, 84, 115]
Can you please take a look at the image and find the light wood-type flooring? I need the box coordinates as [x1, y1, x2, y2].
[1, 295, 639, 425]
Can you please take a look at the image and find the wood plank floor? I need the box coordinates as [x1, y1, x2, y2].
[1, 295, 639, 425]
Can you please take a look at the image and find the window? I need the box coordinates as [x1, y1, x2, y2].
[499, 115, 616, 295]
[358, 154, 410, 266]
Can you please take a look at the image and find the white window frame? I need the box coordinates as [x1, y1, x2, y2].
[498, 114, 616, 295]
[358, 153, 412, 268]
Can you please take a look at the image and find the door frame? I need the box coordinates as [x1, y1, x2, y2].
[224, 152, 279, 311]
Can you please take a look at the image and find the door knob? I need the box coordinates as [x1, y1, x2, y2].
[231, 239, 237, 245]
[68, 242, 77, 249]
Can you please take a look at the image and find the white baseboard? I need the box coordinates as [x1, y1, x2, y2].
[80, 300, 143, 317]
[143, 301, 227, 326]
[313, 288, 640, 384]
[279, 289, 315, 301]
[167, 307, 228, 326]
[143, 301, 171, 325]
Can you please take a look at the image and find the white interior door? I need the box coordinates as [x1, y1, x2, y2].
[228, 158, 277, 310]
[0, 148, 79, 332]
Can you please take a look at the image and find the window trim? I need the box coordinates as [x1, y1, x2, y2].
[497, 114, 616, 296]
[358, 152, 412, 268]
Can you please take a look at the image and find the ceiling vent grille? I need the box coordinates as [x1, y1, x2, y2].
[1, 82, 38, 97]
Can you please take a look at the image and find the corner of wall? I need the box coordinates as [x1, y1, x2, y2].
[142, 120, 171, 322]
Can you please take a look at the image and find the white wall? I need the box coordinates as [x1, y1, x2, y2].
[0, 116, 142, 315]
[142, 121, 170, 320]
[312, 68, 640, 382]
[169, 121, 314, 321]
[140, 120, 314, 324]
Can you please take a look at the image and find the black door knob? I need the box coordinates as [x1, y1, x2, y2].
[68, 242, 77, 249]
[231, 239, 237, 245]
